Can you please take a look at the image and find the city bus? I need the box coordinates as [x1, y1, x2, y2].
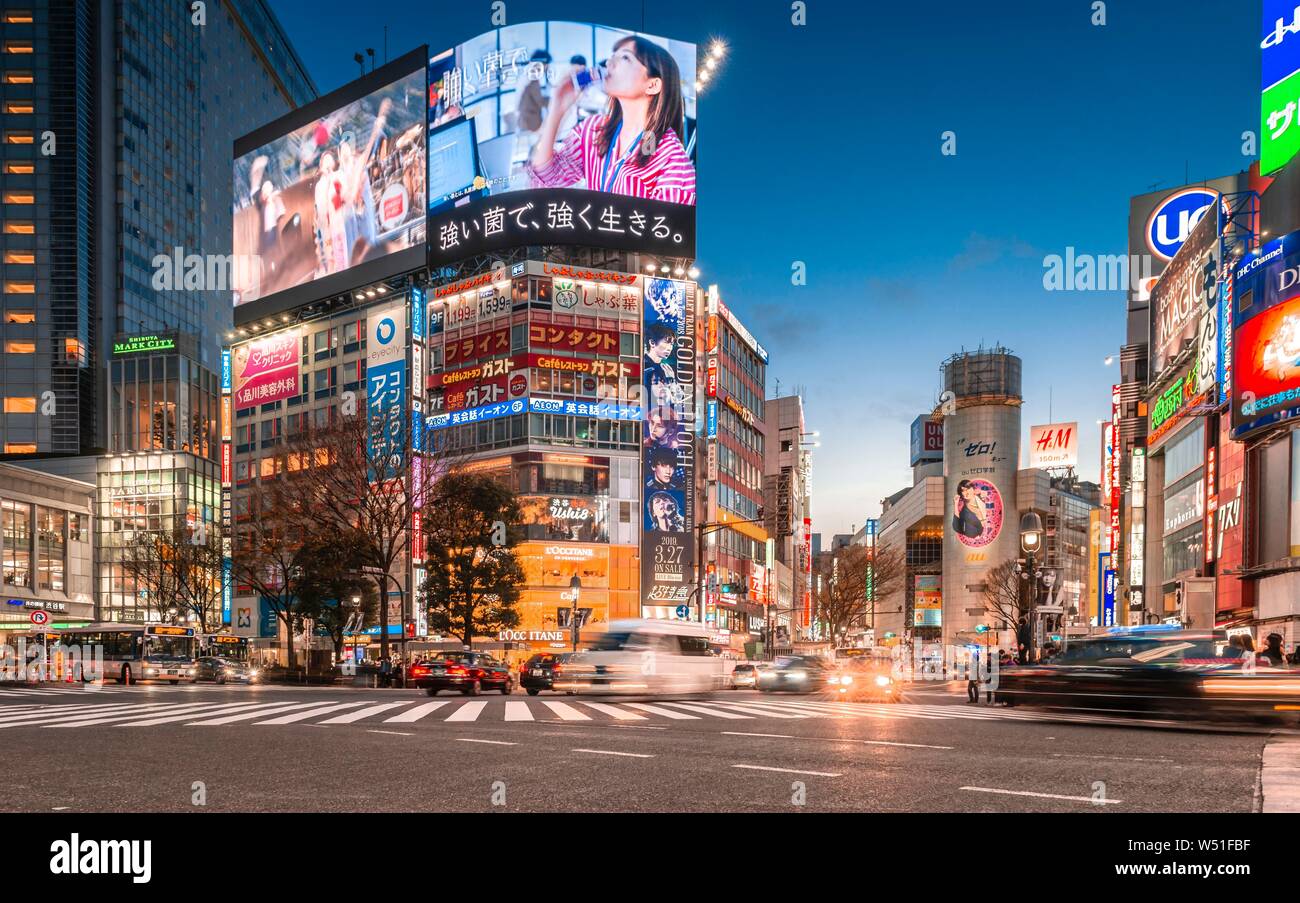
[200, 633, 250, 663]
[54, 624, 198, 684]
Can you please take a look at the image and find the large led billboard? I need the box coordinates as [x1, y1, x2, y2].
[233, 50, 428, 324]
[1232, 229, 1300, 437]
[427, 22, 697, 263]
[1149, 193, 1220, 377]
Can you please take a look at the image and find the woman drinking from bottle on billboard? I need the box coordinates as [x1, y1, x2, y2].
[526, 35, 696, 206]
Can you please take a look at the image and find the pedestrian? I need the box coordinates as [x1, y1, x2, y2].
[393, 657, 404, 688]
[379, 656, 392, 688]
[1260, 633, 1286, 668]
[1016, 616, 1030, 665]
[966, 649, 981, 704]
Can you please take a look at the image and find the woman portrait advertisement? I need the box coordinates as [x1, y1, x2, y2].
[527, 34, 696, 205]
[951, 478, 1003, 547]
[646, 490, 686, 533]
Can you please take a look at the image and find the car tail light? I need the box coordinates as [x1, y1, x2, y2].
[447, 665, 467, 676]
[552, 665, 564, 675]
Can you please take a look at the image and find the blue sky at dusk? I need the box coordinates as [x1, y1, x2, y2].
[268, 0, 1260, 537]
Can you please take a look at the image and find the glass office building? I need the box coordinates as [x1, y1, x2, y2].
[0, 0, 315, 622]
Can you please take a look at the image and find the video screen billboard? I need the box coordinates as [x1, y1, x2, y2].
[427, 22, 697, 263]
[232, 51, 428, 323]
[1232, 229, 1300, 437]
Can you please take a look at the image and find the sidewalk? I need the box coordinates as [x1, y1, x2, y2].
[1260, 738, 1300, 812]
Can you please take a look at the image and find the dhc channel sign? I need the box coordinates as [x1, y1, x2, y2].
[1146, 188, 1218, 262]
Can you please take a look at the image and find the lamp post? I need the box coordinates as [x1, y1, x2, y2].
[569, 575, 582, 652]
[1020, 512, 1043, 664]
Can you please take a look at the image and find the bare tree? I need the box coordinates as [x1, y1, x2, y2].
[814, 544, 906, 643]
[980, 558, 1029, 631]
[266, 406, 462, 666]
[230, 492, 312, 670]
[120, 522, 224, 631]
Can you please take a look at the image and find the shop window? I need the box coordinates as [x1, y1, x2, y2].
[2, 499, 32, 587]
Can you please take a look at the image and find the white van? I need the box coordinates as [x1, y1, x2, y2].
[553, 619, 728, 695]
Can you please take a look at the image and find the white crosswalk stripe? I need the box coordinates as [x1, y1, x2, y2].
[194, 701, 349, 725]
[540, 701, 591, 721]
[318, 702, 409, 725]
[247, 702, 370, 725]
[0, 694, 1224, 730]
[385, 701, 452, 723]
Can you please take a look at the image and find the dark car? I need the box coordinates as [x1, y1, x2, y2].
[409, 652, 513, 697]
[519, 652, 577, 696]
[757, 655, 833, 693]
[993, 629, 1300, 720]
[196, 656, 258, 684]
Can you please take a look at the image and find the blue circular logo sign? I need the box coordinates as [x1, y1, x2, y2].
[376, 317, 396, 345]
[1146, 188, 1217, 262]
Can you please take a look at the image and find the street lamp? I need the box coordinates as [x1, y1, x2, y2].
[351, 595, 361, 665]
[569, 575, 582, 652]
[1020, 512, 1043, 663]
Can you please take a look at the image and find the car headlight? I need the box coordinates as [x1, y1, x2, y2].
[842, 675, 853, 685]
[875, 675, 891, 687]
[146, 668, 157, 675]
[788, 671, 806, 680]
[249, 669, 259, 678]
[827, 675, 840, 685]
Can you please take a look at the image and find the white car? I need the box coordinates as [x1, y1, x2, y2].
[553, 619, 728, 695]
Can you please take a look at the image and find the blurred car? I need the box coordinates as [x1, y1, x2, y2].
[410, 652, 513, 696]
[519, 652, 578, 696]
[196, 656, 259, 684]
[730, 663, 760, 689]
[993, 628, 1300, 719]
[826, 658, 901, 702]
[757, 655, 834, 693]
[554, 619, 728, 694]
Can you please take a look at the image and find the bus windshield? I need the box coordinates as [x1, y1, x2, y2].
[144, 633, 195, 663]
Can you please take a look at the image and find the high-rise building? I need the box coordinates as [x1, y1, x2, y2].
[763, 393, 812, 649]
[1, 1, 315, 624]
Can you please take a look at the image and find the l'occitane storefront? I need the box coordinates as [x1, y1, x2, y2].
[502, 542, 640, 667]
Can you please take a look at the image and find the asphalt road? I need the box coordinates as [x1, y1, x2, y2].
[0, 681, 1285, 812]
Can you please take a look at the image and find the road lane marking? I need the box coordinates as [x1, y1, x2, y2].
[723, 731, 795, 739]
[959, 786, 1122, 804]
[622, 702, 699, 719]
[658, 702, 751, 719]
[732, 764, 842, 777]
[457, 738, 517, 745]
[444, 701, 490, 722]
[0, 702, 155, 725]
[581, 702, 647, 720]
[367, 729, 413, 736]
[572, 748, 654, 758]
[541, 701, 592, 721]
[316, 702, 409, 724]
[1050, 753, 1173, 763]
[242, 702, 369, 725]
[384, 701, 450, 723]
[503, 701, 534, 721]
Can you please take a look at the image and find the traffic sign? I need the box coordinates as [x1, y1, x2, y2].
[29, 610, 49, 626]
[675, 605, 689, 619]
[1037, 605, 1064, 614]
[965, 607, 986, 616]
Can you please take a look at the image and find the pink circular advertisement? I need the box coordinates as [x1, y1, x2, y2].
[952, 478, 1003, 548]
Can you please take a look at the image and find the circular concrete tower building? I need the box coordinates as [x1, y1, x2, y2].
[939, 347, 1023, 646]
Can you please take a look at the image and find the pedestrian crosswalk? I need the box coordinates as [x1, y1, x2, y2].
[0, 693, 1250, 730]
[0, 683, 265, 698]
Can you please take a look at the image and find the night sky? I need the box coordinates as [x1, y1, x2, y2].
[267, 0, 1260, 536]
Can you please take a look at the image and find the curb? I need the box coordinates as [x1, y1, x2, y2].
[1261, 738, 1300, 813]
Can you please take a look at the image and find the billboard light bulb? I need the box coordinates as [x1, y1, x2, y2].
[646, 263, 658, 273]
[674, 266, 684, 276]
[660, 264, 670, 273]
[688, 267, 700, 279]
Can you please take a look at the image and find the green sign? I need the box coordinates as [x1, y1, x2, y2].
[1150, 376, 1191, 433]
[1262, 69, 1300, 175]
[113, 334, 176, 355]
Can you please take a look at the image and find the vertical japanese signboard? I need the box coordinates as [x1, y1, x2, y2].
[1110, 384, 1121, 556]
[1262, 1, 1300, 174]
[367, 300, 408, 483]
[641, 278, 697, 614]
[220, 346, 233, 627]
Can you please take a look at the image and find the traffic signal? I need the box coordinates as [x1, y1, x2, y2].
[719, 582, 737, 594]
[975, 624, 989, 634]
